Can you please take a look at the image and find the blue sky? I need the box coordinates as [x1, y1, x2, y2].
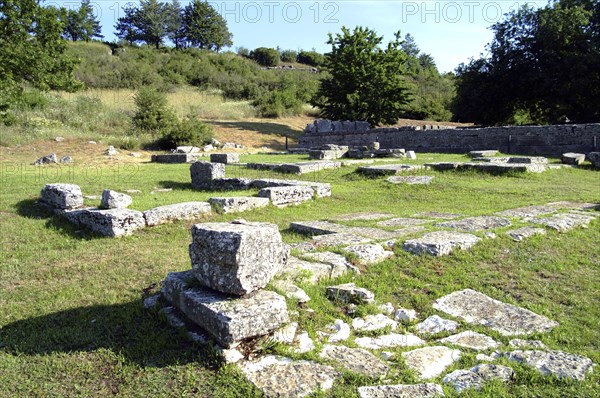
[48, 1, 549, 72]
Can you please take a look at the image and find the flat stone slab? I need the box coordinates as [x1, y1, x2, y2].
[190, 221, 289, 295]
[320, 345, 390, 378]
[561, 152, 586, 165]
[438, 331, 499, 350]
[326, 283, 374, 304]
[469, 150, 498, 157]
[357, 164, 424, 177]
[530, 211, 597, 232]
[279, 161, 341, 174]
[240, 356, 339, 398]
[426, 162, 547, 173]
[67, 208, 146, 237]
[496, 205, 556, 219]
[331, 212, 394, 221]
[208, 196, 269, 213]
[506, 350, 594, 381]
[387, 175, 434, 185]
[442, 369, 484, 392]
[433, 289, 559, 335]
[546, 201, 598, 211]
[40, 183, 83, 210]
[377, 217, 430, 228]
[258, 186, 315, 207]
[210, 153, 240, 164]
[358, 383, 444, 398]
[403, 231, 481, 256]
[279, 256, 339, 283]
[301, 252, 358, 278]
[250, 178, 331, 198]
[152, 153, 200, 163]
[290, 221, 407, 240]
[402, 346, 461, 380]
[436, 216, 511, 232]
[414, 211, 461, 220]
[343, 244, 393, 265]
[415, 315, 458, 335]
[312, 232, 372, 248]
[506, 227, 547, 241]
[100, 190, 132, 209]
[143, 202, 211, 226]
[355, 333, 425, 350]
[352, 314, 398, 332]
[162, 271, 289, 347]
[507, 156, 548, 164]
[509, 338, 547, 349]
[273, 281, 310, 303]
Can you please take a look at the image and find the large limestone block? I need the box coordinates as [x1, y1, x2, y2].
[208, 196, 269, 213]
[506, 350, 593, 381]
[358, 384, 444, 398]
[190, 161, 225, 188]
[402, 346, 461, 380]
[561, 152, 586, 165]
[258, 186, 314, 207]
[319, 344, 390, 378]
[403, 231, 481, 256]
[161, 271, 289, 347]
[433, 289, 559, 335]
[210, 153, 240, 164]
[143, 202, 211, 226]
[189, 221, 289, 295]
[40, 183, 83, 210]
[100, 189, 132, 209]
[72, 208, 146, 237]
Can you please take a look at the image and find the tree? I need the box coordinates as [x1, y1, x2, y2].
[63, 0, 103, 42]
[311, 26, 412, 126]
[182, 0, 232, 51]
[1, 0, 81, 110]
[114, 4, 139, 45]
[453, 0, 600, 125]
[114, 0, 169, 49]
[165, 0, 184, 49]
[250, 47, 280, 66]
[297, 50, 325, 66]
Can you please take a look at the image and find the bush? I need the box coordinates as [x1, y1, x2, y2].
[161, 118, 214, 148]
[297, 51, 325, 67]
[132, 87, 177, 132]
[252, 75, 306, 117]
[280, 49, 297, 63]
[250, 47, 280, 67]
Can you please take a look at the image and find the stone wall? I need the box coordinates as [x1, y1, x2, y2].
[298, 121, 600, 156]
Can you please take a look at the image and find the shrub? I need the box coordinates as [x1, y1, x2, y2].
[161, 118, 214, 148]
[297, 51, 325, 67]
[280, 49, 297, 63]
[132, 87, 177, 132]
[250, 47, 280, 67]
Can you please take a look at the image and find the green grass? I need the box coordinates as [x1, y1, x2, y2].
[1, 154, 599, 397]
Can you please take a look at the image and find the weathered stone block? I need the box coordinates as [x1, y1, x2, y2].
[190, 161, 225, 188]
[40, 183, 83, 210]
[587, 152, 600, 168]
[143, 202, 211, 226]
[208, 196, 269, 213]
[357, 164, 423, 177]
[505, 350, 593, 381]
[72, 208, 146, 237]
[189, 221, 289, 295]
[258, 186, 314, 206]
[469, 150, 498, 157]
[151, 153, 200, 163]
[402, 346, 461, 380]
[176, 146, 200, 153]
[358, 384, 444, 398]
[161, 271, 289, 347]
[210, 153, 240, 164]
[326, 283, 374, 304]
[403, 231, 481, 256]
[100, 189, 132, 209]
[561, 152, 586, 165]
[319, 344, 390, 378]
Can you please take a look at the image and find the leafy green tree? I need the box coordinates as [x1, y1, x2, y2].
[114, 0, 169, 49]
[165, 0, 185, 49]
[0, 0, 81, 111]
[297, 50, 324, 66]
[454, 0, 600, 124]
[311, 26, 412, 126]
[63, 0, 103, 42]
[132, 87, 177, 131]
[250, 47, 280, 66]
[182, 0, 232, 51]
[114, 4, 139, 45]
[280, 49, 298, 63]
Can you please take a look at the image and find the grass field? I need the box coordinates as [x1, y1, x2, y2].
[1, 145, 599, 396]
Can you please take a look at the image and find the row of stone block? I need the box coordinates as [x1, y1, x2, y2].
[246, 160, 341, 174]
[152, 153, 240, 164]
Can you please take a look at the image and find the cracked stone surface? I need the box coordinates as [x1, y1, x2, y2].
[505, 350, 594, 381]
[403, 231, 481, 256]
[433, 289, 559, 335]
[436, 216, 511, 232]
[66, 208, 146, 237]
[387, 175, 434, 185]
[496, 205, 556, 219]
[303, 252, 358, 278]
[40, 183, 83, 210]
[402, 346, 461, 380]
[326, 283, 375, 304]
[357, 383, 444, 398]
[530, 211, 597, 232]
[506, 227, 547, 241]
[415, 315, 458, 335]
[352, 314, 398, 332]
[355, 333, 425, 350]
[357, 164, 425, 177]
[143, 202, 211, 226]
[377, 218, 430, 228]
[472, 364, 514, 382]
[100, 189, 132, 209]
[331, 212, 394, 221]
[319, 345, 390, 378]
[273, 281, 310, 303]
[240, 356, 339, 398]
[509, 339, 547, 349]
[413, 211, 461, 219]
[443, 369, 484, 392]
[312, 233, 372, 247]
[258, 186, 315, 207]
[280, 255, 343, 283]
[208, 196, 269, 213]
[189, 221, 289, 295]
[438, 331, 499, 350]
[343, 243, 394, 265]
[290, 220, 408, 240]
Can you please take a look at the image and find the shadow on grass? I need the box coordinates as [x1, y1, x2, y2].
[14, 199, 53, 219]
[0, 300, 221, 368]
[158, 180, 196, 191]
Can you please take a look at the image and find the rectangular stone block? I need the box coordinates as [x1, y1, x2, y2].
[209, 196, 270, 213]
[190, 221, 289, 295]
[40, 183, 83, 210]
[143, 202, 211, 226]
[250, 179, 331, 198]
[69, 208, 146, 237]
[162, 271, 289, 347]
[151, 153, 201, 163]
[210, 153, 240, 164]
[190, 161, 225, 188]
[278, 161, 341, 174]
[258, 186, 314, 206]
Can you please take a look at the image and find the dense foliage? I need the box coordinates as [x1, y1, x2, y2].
[312, 27, 413, 126]
[453, 0, 600, 125]
[250, 47, 280, 67]
[61, 0, 103, 42]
